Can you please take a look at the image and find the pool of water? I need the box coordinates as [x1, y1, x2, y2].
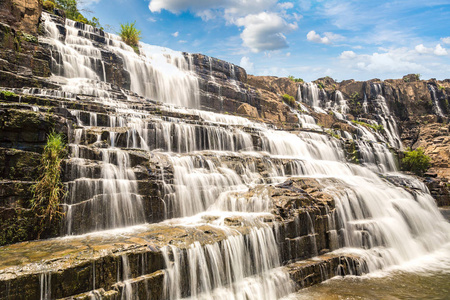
[287, 242, 450, 300]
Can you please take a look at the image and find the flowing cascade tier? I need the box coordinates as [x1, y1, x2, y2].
[0, 12, 449, 300]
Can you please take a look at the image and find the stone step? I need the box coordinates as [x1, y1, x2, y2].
[284, 253, 367, 289]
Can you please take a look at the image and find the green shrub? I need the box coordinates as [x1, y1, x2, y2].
[401, 147, 431, 176]
[0, 90, 17, 98]
[350, 92, 359, 101]
[43, 0, 55, 11]
[288, 75, 304, 83]
[317, 83, 324, 89]
[438, 85, 445, 91]
[282, 94, 296, 108]
[31, 132, 66, 236]
[119, 21, 142, 53]
[351, 120, 383, 131]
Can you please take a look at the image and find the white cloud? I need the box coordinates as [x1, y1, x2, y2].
[415, 44, 432, 54]
[148, 0, 297, 52]
[78, 0, 101, 8]
[306, 30, 343, 45]
[148, 0, 224, 14]
[172, 31, 179, 37]
[236, 12, 297, 52]
[147, 17, 157, 22]
[337, 47, 435, 77]
[442, 37, 450, 44]
[278, 2, 294, 10]
[179, 40, 188, 44]
[415, 43, 448, 56]
[339, 50, 356, 59]
[307, 31, 330, 44]
[240, 56, 254, 72]
[286, 52, 291, 57]
[148, 0, 278, 18]
[434, 44, 448, 56]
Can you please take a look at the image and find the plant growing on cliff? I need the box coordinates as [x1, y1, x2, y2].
[282, 94, 296, 108]
[351, 120, 383, 131]
[288, 75, 304, 83]
[31, 132, 66, 235]
[43, 0, 55, 11]
[401, 147, 431, 176]
[119, 21, 141, 53]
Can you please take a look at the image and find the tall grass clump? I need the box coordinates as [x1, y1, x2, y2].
[31, 132, 66, 234]
[119, 21, 142, 53]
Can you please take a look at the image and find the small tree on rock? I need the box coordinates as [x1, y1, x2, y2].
[119, 21, 142, 54]
[401, 147, 431, 176]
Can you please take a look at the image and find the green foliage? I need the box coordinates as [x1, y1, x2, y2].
[351, 120, 384, 131]
[401, 147, 431, 176]
[43, 0, 55, 12]
[43, 0, 55, 11]
[21, 32, 38, 43]
[317, 82, 324, 89]
[119, 21, 142, 52]
[403, 77, 410, 83]
[350, 92, 360, 102]
[325, 129, 340, 140]
[282, 94, 296, 107]
[54, 0, 103, 29]
[415, 73, 421, 80]
[31, 132, 66, 236]
[1, 90, 17, 98]
[288, 75, 304, 83]
[438, 85, 445, 91]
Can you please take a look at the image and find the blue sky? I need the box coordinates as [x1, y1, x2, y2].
[81, 0, 450, 81]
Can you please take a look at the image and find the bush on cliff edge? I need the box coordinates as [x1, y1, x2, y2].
[401, 147, 431, 176]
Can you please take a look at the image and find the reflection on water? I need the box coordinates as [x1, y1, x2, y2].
[289, 243, 450, 300]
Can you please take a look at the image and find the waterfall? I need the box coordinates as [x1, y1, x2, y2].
[301, 83, 320, 108]
[39, 12, 200, 108]
[162, 227, 294, 300]
[428, 84, 444, 117]
[370, 83, 403, 149]
[5, 11, 447, 300]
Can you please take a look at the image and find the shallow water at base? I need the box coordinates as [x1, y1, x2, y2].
[289, 244, 450, 300]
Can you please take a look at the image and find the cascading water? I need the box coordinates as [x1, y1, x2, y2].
[370, 83, 403, 149]
[428, 84, 444, 117]
[4, 12, 448, 300]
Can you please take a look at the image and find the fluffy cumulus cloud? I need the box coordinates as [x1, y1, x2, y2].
[236, 12, 297, 52]
[442, 37, 450, 44]
[306, 30, 343, 45]
[339, 50, 356, 59]
[344, 48, 423, 74]
[336, 44, 450, 79]
[172, 31, 179, 37]
[240, 56, 254, 72]
[148, 0, 297, 52]
[415, 44, 448, 56]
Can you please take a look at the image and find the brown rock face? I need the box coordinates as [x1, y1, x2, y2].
[0, 0, 42, 35]
[237, 103, 259, 118]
